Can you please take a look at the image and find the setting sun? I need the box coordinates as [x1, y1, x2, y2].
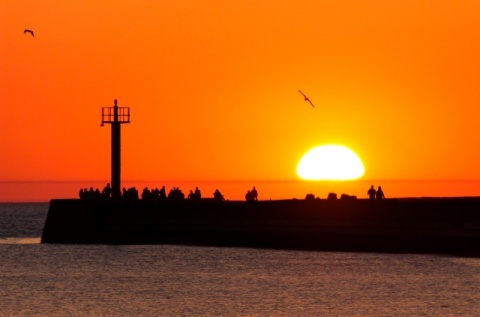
[2, 1, 480, 201]
[297, 145, 365, 181]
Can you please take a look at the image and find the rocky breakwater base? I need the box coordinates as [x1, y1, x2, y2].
[41, 197, 480, 256]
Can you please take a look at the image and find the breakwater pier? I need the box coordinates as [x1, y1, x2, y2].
[42, 197, 480, 256]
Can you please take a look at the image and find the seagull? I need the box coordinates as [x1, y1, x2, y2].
[24, 29, 34, 37]
[298, 90, 315, 108]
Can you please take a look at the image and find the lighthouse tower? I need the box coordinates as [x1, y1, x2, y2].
[101, 99, 130, 199]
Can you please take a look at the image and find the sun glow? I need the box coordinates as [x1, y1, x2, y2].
[297, 145, 365, 180]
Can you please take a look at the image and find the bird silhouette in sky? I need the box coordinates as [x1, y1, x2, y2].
[24, 29, 34, 37]
[298, 90, 315, 108]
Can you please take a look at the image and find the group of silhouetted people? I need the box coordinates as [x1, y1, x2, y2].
[368, 185, 385, 200]
[81, 183, 385, 202]
[187, 187, 202, 200]
[79, 187, 103, 200]
[245, 186, 258, 202]
[79, 183, 113, 200]
[79, 183, 229, 203]
[140, 186, 167, 202]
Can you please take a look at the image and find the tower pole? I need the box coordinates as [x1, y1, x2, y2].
[111, 100, 121, 199]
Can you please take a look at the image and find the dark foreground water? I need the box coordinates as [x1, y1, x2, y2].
[1, 203, 480, 316]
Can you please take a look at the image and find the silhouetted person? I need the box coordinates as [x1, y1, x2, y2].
[142, 187, 151, 200]
[159, 186, 167, 201]
[376, 186, 385, 200]
[188, 190, 195, 199]
[194, 187, 202, 199]
[367, 185, 376, 200]
[132, 187, 139, 200]
[214, 189, 225, 201]
[245, 190, 252, 201]
[102, 183, 112, 198]
[251, 186, 258, 201]
[151, 187, 160, 202]
[87, 187, 96, 200]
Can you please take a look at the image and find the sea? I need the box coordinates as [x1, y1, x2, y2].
[1, 203, 480, 316]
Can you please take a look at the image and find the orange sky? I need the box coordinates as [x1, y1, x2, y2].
[2, 1, 480, 201]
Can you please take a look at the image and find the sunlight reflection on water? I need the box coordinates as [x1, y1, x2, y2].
[0, 237, 41, 245]
[1, 245, 480, 316]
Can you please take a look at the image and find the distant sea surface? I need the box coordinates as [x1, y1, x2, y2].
[1, 203, 480, 316]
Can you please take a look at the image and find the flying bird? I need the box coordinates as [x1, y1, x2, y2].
[298, 90, 315, 108]
[24, 29, 34, 37]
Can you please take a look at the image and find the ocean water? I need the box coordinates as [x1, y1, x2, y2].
[1, 203, 480, 316]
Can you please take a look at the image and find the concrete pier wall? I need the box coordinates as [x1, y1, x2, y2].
[41, 198, 480, 255]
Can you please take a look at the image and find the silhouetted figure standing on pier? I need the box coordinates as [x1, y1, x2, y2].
[376, 186, 385, 200]
[251, 186, 258, 201]
[245, 187, 258, 202]
[142, 187, 152, 201]
[367, 185, 376, 200]
[194, 187, 202, 199]
[79, 188, 85, 199]
[87, 187, 96, 200]
[102, 183, 112, 198]
[159, 186, 167, 201]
